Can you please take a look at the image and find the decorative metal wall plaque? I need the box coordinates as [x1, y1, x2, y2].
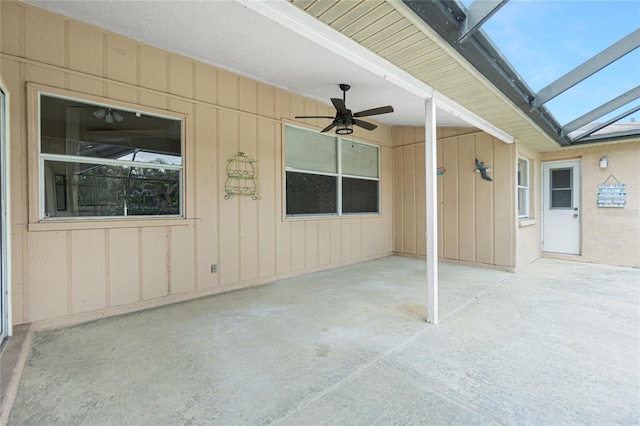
[224, 152, 261, 200]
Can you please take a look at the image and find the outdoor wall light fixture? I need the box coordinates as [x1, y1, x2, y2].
[599, 157, 608, 168]
[93, 108, 124, 124]
[335, 118, 354, 135]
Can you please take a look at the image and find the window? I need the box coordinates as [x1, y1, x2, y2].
[39, 93, 183, 219]
[285, 125, 379, 216]
[517, 157, 529, 218]
[550, 168, 572, 209]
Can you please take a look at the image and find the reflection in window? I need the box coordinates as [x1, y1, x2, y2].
[39, 93, 182, 219]
[54, 175, 67, 211]
[44, 161, 180, 217]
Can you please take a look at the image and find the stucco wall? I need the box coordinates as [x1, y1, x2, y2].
[541, 141, 640, 268]
[392, 126, 516, 271]
[1, 2, 394, 326]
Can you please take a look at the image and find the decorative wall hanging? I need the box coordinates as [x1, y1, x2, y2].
[597, 175, 626, 208]
[224, 152, 261, 200]
[474, 158, 492, 181]
[437, 167, 446, 176]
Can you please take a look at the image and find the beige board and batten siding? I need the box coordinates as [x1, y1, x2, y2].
[392, 126, 516, 271]
[541, 141, 640, 268]
[0, 2, 394, 326]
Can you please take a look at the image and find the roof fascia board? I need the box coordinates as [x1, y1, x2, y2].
[562, 85, 640, 136]
[241, 0, 512, 142]
[532, 29, 640, 110]
[459, 0, 510, 43]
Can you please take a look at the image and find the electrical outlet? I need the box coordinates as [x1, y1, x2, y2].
[211, 264, 218, 273]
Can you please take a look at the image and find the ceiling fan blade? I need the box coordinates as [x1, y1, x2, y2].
[331, 98, 348, 114]
[354, 106, 394, 118]
[294, 116, 334, 119]
[321, 122, 337, 133]
[353, 119, 377, 131]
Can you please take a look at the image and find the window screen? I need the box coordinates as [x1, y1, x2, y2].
[342, 178, 378, 213]
[286, 172, 337, 215]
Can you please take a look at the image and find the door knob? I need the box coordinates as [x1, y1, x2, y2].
[573, 207, 578, 211]
[574, 213, 579, 217]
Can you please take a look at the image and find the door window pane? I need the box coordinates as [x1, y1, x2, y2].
[550, 168, 573, 209]
[551, 168, 571, 189]
[551, 189, 572, 208]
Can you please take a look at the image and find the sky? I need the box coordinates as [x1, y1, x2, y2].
[459, 0, 640, 127]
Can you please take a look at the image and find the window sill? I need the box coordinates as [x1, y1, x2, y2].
[28, 217, 193, 232]
[284, 213, 382, 221]
[518, 218, 538, 228]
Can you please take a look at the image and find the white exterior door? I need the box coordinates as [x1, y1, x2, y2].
[542, 160, 581, 254]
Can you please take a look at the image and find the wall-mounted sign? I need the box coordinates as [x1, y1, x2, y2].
[598, 183, 626, 208]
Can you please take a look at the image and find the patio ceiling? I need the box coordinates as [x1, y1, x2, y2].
[21, 0, 474, 129]
[21, 0, 637, 152]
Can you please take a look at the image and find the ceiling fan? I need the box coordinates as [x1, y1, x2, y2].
[295, 84, 394, 135]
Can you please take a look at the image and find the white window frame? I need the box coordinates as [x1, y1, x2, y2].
[284, 124, 380, 217]
[38, 92, 184, 221]
[517, 157, 530, 219]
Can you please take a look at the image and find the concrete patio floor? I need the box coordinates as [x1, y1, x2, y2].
[7, 256, 640, 425]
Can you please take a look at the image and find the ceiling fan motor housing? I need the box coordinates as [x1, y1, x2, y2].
[293, 83, 393, 134]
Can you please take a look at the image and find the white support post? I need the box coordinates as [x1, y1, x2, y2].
[425, 97, 438, 324]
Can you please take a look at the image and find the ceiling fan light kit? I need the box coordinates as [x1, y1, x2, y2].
[335, 118, 353, 135]
[94, 108, 124, 123]
[295, 84, 393, 135]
